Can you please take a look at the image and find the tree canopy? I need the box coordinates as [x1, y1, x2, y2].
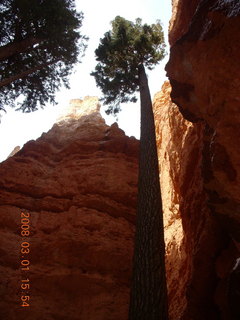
[91, 15, 166, 114]
[0, 0, 88, 112]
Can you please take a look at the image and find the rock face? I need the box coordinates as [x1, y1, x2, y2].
[155, 0, 240, 319]
[0, 97, 138, 320]
[7, 146, 21, 158]
[169, 0, 199, 45]
[154, 81, 240, 320]
[154, 82, 210, 320]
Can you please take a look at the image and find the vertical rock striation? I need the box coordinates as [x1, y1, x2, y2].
[0, 97, 139, 320]
[154, 80, 240, 320]
[154, 0, 240, 319]
[154, 82, 216, 320]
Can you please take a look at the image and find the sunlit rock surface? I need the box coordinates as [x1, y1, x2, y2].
[154, 82, 207, 319]
[154, 80, 240, 320]
[7, 145, 21, 158]
[0, 97, 138, 320]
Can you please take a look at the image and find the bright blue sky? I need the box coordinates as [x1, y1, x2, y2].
[0, 0, 172, 162]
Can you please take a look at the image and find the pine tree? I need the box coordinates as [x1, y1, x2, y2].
[91, 16, 169, 320]
[0, 0, 88, 112]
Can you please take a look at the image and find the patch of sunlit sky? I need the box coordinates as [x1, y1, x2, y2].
[0, 0, 172, 162]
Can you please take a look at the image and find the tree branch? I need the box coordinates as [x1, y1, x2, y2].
[0, 37, 41, 61]
[0, 61, 57, 88]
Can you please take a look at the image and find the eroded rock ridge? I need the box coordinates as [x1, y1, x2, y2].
[0, 97, 139, 320]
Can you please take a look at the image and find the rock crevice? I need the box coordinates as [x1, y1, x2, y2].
[154, 1, 240, 318]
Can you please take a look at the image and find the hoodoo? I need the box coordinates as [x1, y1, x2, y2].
[0, 97, 139, 320]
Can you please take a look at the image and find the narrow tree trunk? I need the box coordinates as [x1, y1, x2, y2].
[128, 64, 169, 320]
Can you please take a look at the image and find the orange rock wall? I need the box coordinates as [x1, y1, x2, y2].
[154, 0, 240, 319]
[154, 82, 222, 320]
[169, 0, 199, 45]
[0, 97, 138, 320]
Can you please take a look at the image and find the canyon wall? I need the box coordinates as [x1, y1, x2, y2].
[0, 97, 139, 320]
[154, 0, 240, 319]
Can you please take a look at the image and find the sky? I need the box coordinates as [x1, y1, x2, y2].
[0, 0, 172, 162]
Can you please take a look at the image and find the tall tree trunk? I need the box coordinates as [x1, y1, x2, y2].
[128, 64, 169, 320]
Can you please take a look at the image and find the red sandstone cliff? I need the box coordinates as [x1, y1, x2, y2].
[154, 82, 225, 320]
[154, 0, 240, 319]
[0, 97, 138, 320]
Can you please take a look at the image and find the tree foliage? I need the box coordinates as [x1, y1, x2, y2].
[0, 0, 88, 112]
[91, 16, 166, 114]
